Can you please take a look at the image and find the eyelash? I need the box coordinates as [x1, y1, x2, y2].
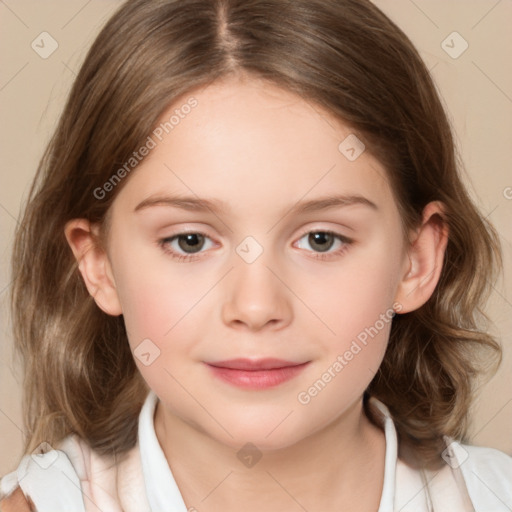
[158, 229, 353, 263]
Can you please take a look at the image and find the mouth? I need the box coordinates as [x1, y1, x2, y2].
[205, 358, 310, 389]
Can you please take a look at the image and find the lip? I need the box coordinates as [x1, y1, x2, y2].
[208, 358, 305, 371]
[205, 358, 310, 389]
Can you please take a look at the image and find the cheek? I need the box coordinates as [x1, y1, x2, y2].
[117, 272, 210, 345]
[300, 241, 402, 342]
[105, 227, 221, 406]
[295, 290, 394, 418]
[113, 263, 210, 397]
[295, 237, 401, 394]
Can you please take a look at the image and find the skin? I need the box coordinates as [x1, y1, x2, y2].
[0, 487, 35, 511]
[65, 74, 448, 512]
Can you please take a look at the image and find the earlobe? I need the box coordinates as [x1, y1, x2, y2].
[394, 201, 449, 314]
[64, 219, 122, 316]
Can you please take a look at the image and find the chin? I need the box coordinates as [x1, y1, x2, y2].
[220, 430, 303, 454]
[202, 413, 309, 452]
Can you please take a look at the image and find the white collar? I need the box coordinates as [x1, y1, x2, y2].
[138, 390, 189, 511]
[138, 390, 398, 512]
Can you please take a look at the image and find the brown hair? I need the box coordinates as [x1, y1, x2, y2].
[10, 0, 502, 470]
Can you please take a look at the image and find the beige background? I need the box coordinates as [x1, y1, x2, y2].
[0, 1, 511, 476]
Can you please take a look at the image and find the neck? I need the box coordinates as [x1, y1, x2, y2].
[154, 398, 386, 512]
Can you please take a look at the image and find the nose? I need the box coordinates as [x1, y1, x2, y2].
[221, 253, 293, 332]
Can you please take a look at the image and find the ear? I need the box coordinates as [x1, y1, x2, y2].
[394, 201, 449, 314]
[64, 219, 122, 316]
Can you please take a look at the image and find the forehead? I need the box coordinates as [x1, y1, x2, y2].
[111, 76, 393, 218]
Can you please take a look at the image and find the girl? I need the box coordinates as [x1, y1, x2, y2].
[1, 0, 511, 510]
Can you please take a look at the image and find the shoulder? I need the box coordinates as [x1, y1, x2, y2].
[0, 434, 98, 512]
[0, 486, 35, 511]
[0, 434, 143, 512]
[458, 441, 512, 480]
[448, 439, 512, 510]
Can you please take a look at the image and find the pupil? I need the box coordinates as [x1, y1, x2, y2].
[178, 234, 204, 253]
[310, 232, 333, 252]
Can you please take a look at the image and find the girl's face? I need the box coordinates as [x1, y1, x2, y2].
[98, 76, 410, 449]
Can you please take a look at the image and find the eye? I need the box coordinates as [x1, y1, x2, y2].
[295, 230, 353, 260]
[158, 229, 353, 263]
[159, 231, 215, 262]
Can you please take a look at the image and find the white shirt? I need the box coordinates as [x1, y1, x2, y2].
[1, 390, 511, 511]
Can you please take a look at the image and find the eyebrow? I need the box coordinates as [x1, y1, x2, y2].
[133, 193, 378, 215]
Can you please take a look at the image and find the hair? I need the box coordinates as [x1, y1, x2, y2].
[10, 0, 502, 470]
